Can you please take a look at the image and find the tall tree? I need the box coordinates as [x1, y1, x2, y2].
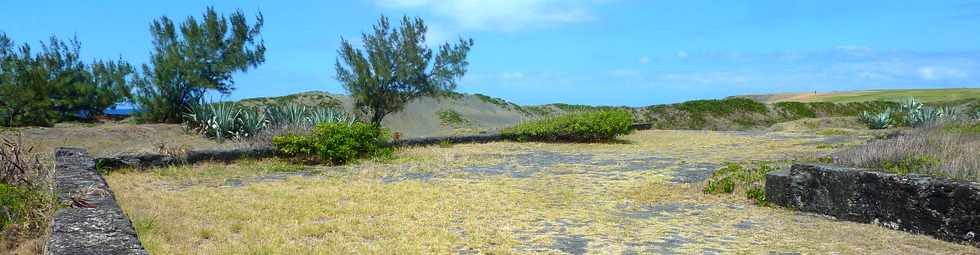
[0, 33, 136, 126]
[336, 15, 473, 125]
[134, 7, 265, 123]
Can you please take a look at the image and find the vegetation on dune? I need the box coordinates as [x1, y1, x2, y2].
[856, 97, 963, 129]
[184, 101, 353, 143]
[502, 110, 633, 142]
[436, 109, 468, 127]
[642, 97, 899, 130]
[0, 33, 138, 127]
[0, 135, 53, 252]
[832, 122, 980, 181]
[336, 15, 473, 125]
[272, 122, 391, 164]
[133, 7, 266, 123]
[238, 92, 343, 109]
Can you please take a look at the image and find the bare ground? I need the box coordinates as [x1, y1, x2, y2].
[104, 130, 979, 254]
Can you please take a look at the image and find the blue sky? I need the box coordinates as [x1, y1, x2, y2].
[2, 1, 979, 106]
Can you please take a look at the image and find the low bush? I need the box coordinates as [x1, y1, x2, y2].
[832, 123, 980, 181]
[703, 163, 776, 205]
[436, 109, 468, 127]
[272, 122, 391, 164]
[0, 135, 53, 249]
[502, 110, 634, 142]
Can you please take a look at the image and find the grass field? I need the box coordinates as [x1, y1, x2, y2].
[746, 88, 980, 103]
[103, 129, 977, 254]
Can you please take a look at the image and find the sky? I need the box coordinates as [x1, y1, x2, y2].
[2, 0, 979, 106]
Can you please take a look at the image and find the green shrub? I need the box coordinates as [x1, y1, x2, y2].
[774, 102, 817, 118]
[676, 98, 768, 115]
[0, 184, 31, 229]
[436, 109, 468, 127]
[703, 163, 776, 205]
[502, 110, 634, 142]
[272, 122, 391, 164]
[879, 156, 938, 175]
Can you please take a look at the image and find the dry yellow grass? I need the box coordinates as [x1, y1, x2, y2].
[104, 130, 980, 254]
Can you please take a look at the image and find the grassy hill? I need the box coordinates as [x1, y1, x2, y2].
[238, 87, 980, 136]
[239, 91, 537, 138]
[736, 88, 980, 103]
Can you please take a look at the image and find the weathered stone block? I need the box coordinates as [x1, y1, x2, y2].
[766, 163, 980, 247]
[47, 148, 147, 255]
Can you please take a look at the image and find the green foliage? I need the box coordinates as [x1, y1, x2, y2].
[336, 15, 473, 125]
[0, 183, 33, 229]
[133, 7, 266, 123]
[272, 122, 391, 164]
[676, 98, 768, 115]
[858, 109, 893, 129]
[774, 102, 816, 118]
[184, 101, 352, 142]
[474, 93, 512, 109]
[436, 109, 468, 127]
[502, 110, 634, 142]
[0, 33, 137, 127]
[270, 134, 313, 156]
[703, 163, 776, 205]
[943, 122, 980, 134]
[878, 156, 938, 175]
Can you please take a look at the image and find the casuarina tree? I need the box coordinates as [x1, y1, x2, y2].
[134, 7, 266, 123]
[336, 15, 473, 125]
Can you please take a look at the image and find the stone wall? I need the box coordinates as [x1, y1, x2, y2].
[766, 163, 980, 247]
[47, 148, 147, 255]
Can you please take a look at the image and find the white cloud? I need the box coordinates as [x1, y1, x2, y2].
[676, 51, 688, 58]
[638, 56, 650, 64]
[375, 0, 598, 31]
[918, 66, 968, 80]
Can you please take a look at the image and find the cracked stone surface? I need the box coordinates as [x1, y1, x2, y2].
[47, 148, 147, 255]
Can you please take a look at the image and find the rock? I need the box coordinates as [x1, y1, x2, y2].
[47, 148, 147, 255]
[767, 163, 980, 247]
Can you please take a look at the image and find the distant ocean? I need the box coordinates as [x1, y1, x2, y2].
[104, 108, 138, 116]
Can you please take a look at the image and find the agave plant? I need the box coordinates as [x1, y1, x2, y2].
[937, 106, 960, 121]
[237, 108, 269, 138]
[907, 107, 942, 128]
[858, 109, 892, 129]
[267, 103, 309, 127]
[899, 97, 923, 113]
[307, 107, 355, 127]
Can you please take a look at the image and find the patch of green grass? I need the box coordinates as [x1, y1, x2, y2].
[703, 163, 777, 205]
[943, 122, 980, 134]
[878, 156, 939, 175]
[810, 88, 980, 103]
[474, 93, 514, 109]
[774, 102, 817, 118]
[676, 98, 768, 116]
[436, 109, 469, 127]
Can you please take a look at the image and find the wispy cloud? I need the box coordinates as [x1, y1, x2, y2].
[374, 0, 599, 31]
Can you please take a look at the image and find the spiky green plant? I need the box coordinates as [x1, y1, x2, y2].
[858, 109, 892, 129]
[899, 97, 923, 113]
[307, 108, 354, 127]
[907, 107, 941, 128]
[237, 108, 269, 139]
[937, 106, 960, 121]
[267, 104, 309, 127]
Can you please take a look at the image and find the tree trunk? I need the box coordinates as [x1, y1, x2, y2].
[370, 111, 386, 126]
